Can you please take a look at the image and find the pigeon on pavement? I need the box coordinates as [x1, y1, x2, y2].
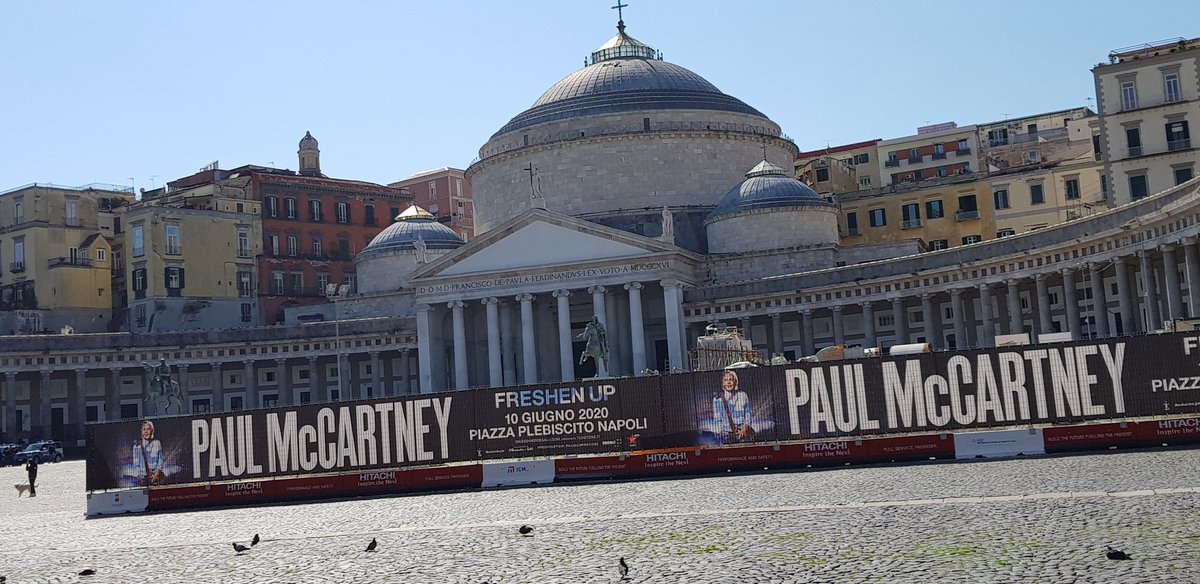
[251, 533, 260, 547]
[366, 537, 378, 552]
[619, 557, 630, 579]
[1106, 546, 1131, 560]
[518, 525, 533, 536]
[233, 543, 250, 554]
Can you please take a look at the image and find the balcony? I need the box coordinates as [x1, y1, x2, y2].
[65, 217, 81, 227]
[845, 227, 861, 237]
[237, 249, 253, 258]
[9, 261, 25, 273]
[955, 210, 980, 222]
[955, 147, 972, 156]
[1128, 146, 1144, 157]
[907, 155, 923, 164]
[48, 257, 92, 269]
[1168, 138, 1192, 152]
[884, 159, 900, 168]
[931, 152, 947, 160]
[901, 219, 922, 229]
[164, 244, 183, 255]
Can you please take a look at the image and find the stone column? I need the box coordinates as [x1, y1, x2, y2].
[416, 303, 433, 394]
[950, 289, 966, 349]
[891, 299, 907, 345]
[920, 293, 937, 349]
[243, 360, 257, 408]
[517, 293, 538, 384]
[553, 290, 575, 382]
[1035, 274, 1053, 335]
[770, 312, 784, 355]
[177, 364, 190, 408]
[1006, 279, 1022, 335]
[500, 301, 516, 385]
[1061, 268, 1080, 339]
[1141, 251, 1162, 331]
[74, 368, 87, 432]
[978, 284, 995, 347]
[213, 363, 225, 411]
[1089, 263, 1110, 337]
[399, 349, 411, 395]
[861, 302, 876, 347]
[625, 282, 647, 374]
[106, 368, 120, 422]
[449, 300, 468, 390]
[307, 356, 321, 404]
[662, 280, 685, 371]
[1162, 244, 1184, 321]
[482, 297, 502, 388]
[1185, 239, 1200, 318]
[1115, 257, 1135, 333]
[370, 351, 382, 397]
[800, 309, 815, 356]
[831, 306, 845, 345]
[275, 358, 291, 406]
[740, 316, 752, 342]
[589, 286, 608, 328]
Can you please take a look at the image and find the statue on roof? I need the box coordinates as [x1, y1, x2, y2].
[414, 235, 428, 264]
[660, 206, 674, 241]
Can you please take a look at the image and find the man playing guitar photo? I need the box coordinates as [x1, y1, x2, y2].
[712, 370, 756, 444]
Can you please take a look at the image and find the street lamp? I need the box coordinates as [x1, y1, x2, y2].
[325, 283, 350, 401]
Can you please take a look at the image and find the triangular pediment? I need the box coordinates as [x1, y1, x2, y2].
[414, 209, 680, 279]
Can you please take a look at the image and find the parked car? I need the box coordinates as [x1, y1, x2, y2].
[13, 441, 64, 464]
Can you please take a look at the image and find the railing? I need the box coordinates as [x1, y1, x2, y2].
[237, 249, 253, 258]
[165, 244, 182, 255]
[1169, 138, 1192, 152]
[845, 227, 861, 237]
[884, 159, 900, 168]
[931, 152, 947, 160]
[1116, 94, 1192, 113]
[907, 155, 923, 164]
[9, 261, 25, 273]
[1011, 127, 1068, 145]
[955, 147, 972, 155]
[987, 138, 1009, 147]
[0, 182, 133, 197]
[48, 257, 92, 268]
[1128, 146, 1144, 157]
[65, 217, 81, 227]
[901, 219, 922, 229]
[955, 210, 980, 221]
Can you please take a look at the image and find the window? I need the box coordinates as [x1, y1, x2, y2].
[238, 271, 253, 297]
[345, 273, 357, 293]
[266, 196, 279, 218]
[132, 225, 144, 257]
[390, 207, 400, 223]
[901, 203, 920, 228]
[230, 396, 244, 412]
[165, 224, 181, 254]
[134, 304, 146, 327]
[165, 266, 184, 294]
[1166, 121, 1191, 151]
[868, 208, 886, 227]
[925, 199, 944, 219]
[237, 230, 251, 257]
[428, 181, 438, 198]
[269, 234, 280, 256]
[336, 202, 350, 224]
[1027, 123, 1038, 135]
[934, 143, 944, 154]
[996, 228, 1015, 238]
[14, 200, 23, 223]
[364, 204, 376, 226]
[1125, 127, 1142, 157]
[66, 199, 78, 224]
[845, 212, 859, 235]
[928, 239, 948, 251]
[317, 273, 330, 293]
[285, 197, 297, 219]
[1129, 174, 1149, 200]
[454, 178, 463, 197]
[993, 189, 1010, 209]
[1175, 166, 1194, 185]
[815, 168, 829, 182]
[958, 194, 977, 212]
[286, 235, 298, 256]
[1093, 135, 1103, 161]
[288, 272, 303, 295]
[854, 153, 870, 164]
[1030, 184, 1045, 205]
[96, 248, 106, 261]
[887, 151, 898, 162]
[1165, 73, 1181, 103]
[1120, 80, 1138, 110]
[1101, 175, 1109, 197]
[1027, 150, 1038, 162]
[338, 237, 350, 259]
[271, 272, 284, 295]
[858, 176, 871, 187]
[962, 235, 982, 245]
[12, 239, 23, 268]
[309, 200, 322, 222]
[133, 268, 147, 297]
[312, 238, 323, 257]
[1065, 178, 1080, 200]
[957, 139, 969, 152]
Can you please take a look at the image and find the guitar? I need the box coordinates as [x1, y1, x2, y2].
[720, 394, 756, 443]
[139, 441, 164, 486]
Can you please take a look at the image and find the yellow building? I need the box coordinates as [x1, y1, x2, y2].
[837, 177, 994, 251]
[990, 145, 1106, 236]
[123, 175, 262, 331]
[0, 183, 133, 333]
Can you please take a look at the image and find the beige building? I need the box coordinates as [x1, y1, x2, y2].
[877, 123, 980, 187]
[990, 143, 1107, 236]
[1094, 37, 1200, 205]
[0, 183, 133, 333]
[837, 176, 993, 251]
[978, 107, 1095, 171]
[123, 176, 262, 331]
[795, 139, 880, 193]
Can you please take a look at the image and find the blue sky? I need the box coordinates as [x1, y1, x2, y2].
[2, 1, 1196, 191]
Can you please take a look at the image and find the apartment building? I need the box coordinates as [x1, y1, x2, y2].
[389, 167, 474, 241]
[837, 177, 994, 251]
[795, 139, 880, 193]
[1094, 37, 1200, 204]
[877, 123, 980, 187]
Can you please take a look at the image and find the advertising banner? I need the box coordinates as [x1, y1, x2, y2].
[87, 333, 1200, 491]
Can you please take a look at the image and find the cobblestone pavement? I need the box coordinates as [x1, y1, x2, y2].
[1, 449, 1199, 583]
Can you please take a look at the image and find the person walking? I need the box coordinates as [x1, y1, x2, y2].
[25, 458, 38, 497]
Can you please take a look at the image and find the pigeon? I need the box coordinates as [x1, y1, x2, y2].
[78, 569, 96, 576]
[365, 537, 378, 552]
[251, 533, 260, 547]
[233, 542, 250, 554]
[518, 525, 533, 536]
[1106, 546, 1131, 560]
[619, 557, 630, 579]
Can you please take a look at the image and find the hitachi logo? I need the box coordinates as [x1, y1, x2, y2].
[227, 482, 262, 492]
[646, 452, 687, 463]
[804, 442, 849, 452]
[360, 472, 396, 482]
[1159, 419, 1200, 429]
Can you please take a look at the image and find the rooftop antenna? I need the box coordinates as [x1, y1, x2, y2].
[612, 1, 628, 33]
[1086, 97, 1095, 110]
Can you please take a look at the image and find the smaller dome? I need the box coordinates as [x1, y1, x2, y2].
[360, 205, 464, 255]
[707, 160, 834, 223]
[299, 131, 319, 151]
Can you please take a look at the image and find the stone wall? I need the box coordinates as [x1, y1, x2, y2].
[706, 207, 839, 254]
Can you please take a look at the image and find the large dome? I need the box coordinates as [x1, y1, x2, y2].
[708, 161, 833, 222]
[492, 26, 764, 137]
[359, 206, 463, 258]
